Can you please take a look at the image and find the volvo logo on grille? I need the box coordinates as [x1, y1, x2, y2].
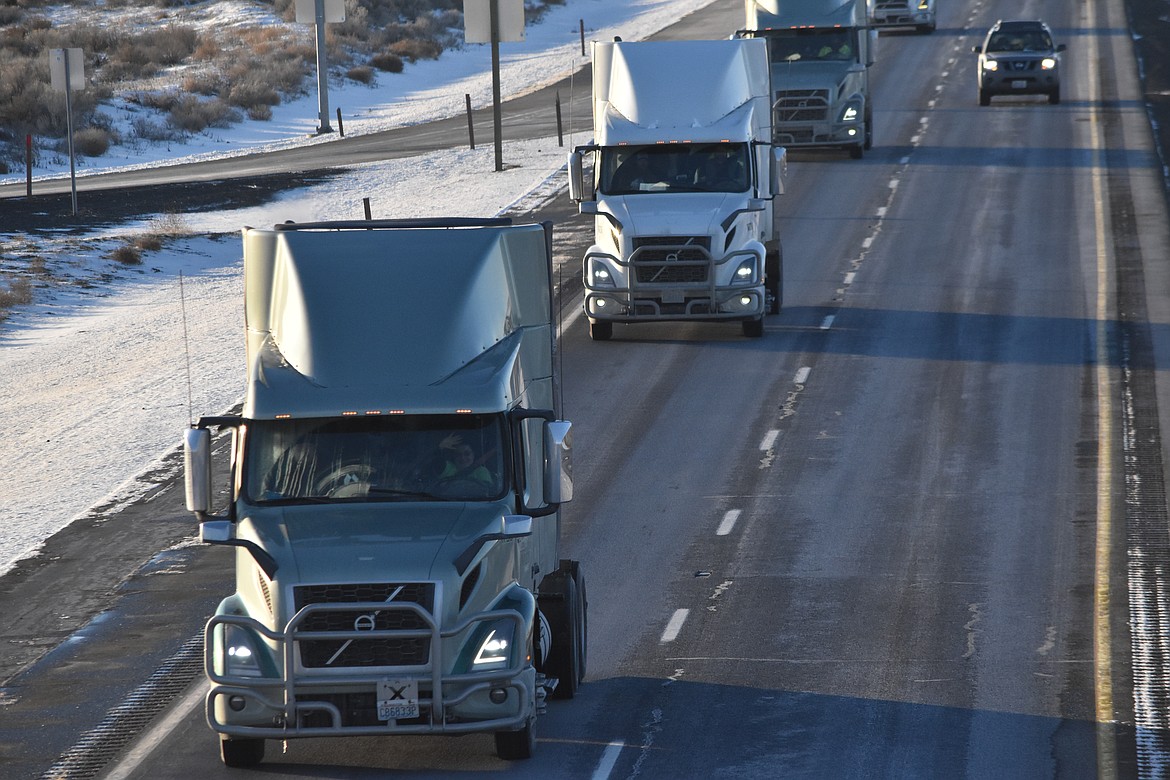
[666, 252, 679, 262]
[354, 613, 377, 632]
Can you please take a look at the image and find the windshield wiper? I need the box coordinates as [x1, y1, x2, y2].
[367, 486, 441, 500]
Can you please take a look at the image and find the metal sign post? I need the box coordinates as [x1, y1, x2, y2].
[294, 0, 345, 134]
[464, 0, 525, 172]
[49, 47, 83, 216]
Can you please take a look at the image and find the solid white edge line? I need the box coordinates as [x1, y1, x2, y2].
[102, 681, 206, 780]
[660, 609, 689, 643]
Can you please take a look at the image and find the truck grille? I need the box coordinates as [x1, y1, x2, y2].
[875, 0, 910, 10]
[774, 89, 829, 123]
[294, 582, 434, 668]
[632, 236, 710, 284]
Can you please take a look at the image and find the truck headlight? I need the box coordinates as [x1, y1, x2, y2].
[587, 258, 616, 288]
[472, 622, 516, 671]
[223, 624, 266, 678]
[1041, 57, 1057, 70]
[839, 103, 862, 123]
[983, 59, 999, 72]
[733, 258, 758, 285]
[917, 0, 929, 8]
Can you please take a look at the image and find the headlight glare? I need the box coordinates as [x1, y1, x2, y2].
[588, 259, 616, 288]
[983, 59, 999, 72]
[473, 623, 515, 670]
[223, 624, 265, 678]
[734, 258, 757, 285]
[841, 105, 859, 123]
[1041, 57, 1056, 70]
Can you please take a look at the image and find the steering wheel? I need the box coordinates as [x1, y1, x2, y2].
[315, 463, 376, 497]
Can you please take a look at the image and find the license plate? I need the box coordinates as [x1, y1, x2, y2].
[377, 678, 419, 720]
[660, 289, 684, 304]
[1011, 80, 1028, 89]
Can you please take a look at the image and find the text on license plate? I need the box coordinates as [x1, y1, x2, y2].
[377, 678, 419, 720]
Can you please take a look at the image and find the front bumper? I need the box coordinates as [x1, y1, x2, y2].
[205, 602, 538, 739]
[583, 244, 765, 324]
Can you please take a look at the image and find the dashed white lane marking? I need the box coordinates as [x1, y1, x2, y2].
[794, 366, 811, 385]
[591, 741, 624, 780]
[661, 609, 689, 643]
[820, 314, 835, 330]
[716, 509, 741, 536]
[759, 429, 780, 451]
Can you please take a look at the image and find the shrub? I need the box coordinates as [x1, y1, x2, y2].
[226, 78, 280, 109]
[111, 244, 141, 265]
[371, 52, 403, 73]
[246, 103, 272, 121]
[388, 37, 442, 63]
[0, 277, 33, 309]
[72, 127, 111, 157]
[131, 116, 180, 142]
[168, 95, 239, 133]
[347, 65, 374, 84]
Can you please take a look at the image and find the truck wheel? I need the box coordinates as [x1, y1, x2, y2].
[863, 107, 873, 150]
[495, 717, 536, 760]
[979, 88, 991, 107]
[220, 737, 265, 768]
[742, 317, 764, 338]
[589, 319, 613, 341]
[540, 561, 586, 699]
[1048, 87, 1061, 105]
[765, 250, 783, 315]
[917, 23, 935, 33]
[849, 144, 863, 160]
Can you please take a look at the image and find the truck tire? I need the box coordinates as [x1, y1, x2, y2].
[540, 561, 586, 699]
[849, 144, 863, 160]
[863, 106, 873, 150]
[979, 88, 991, 106]
[765, 250, 783, 315]
[742, 317, 764, 338]
[220, 737, 265, 768]
[589, 319, 613, 341]
[495, 717, 536, 760]
[1048, 87, 1061, 105]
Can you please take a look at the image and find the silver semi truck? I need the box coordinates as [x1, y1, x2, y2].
[183, 218, 585, 766]
[741, 0, 878, 158]
[568, 38, 787, 340]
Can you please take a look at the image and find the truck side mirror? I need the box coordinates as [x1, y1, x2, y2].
[544, 420, 573, 504]
[184, 427, 212, 514]
[771, 147, 787, 196]
[567, 151, 586, 203]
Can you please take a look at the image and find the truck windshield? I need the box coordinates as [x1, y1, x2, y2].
[242, 414, 508, 504]
[598, 143, 750, 195]
[765, 29, 856, 63]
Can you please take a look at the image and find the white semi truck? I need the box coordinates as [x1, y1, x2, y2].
[870, 0, 935, 34]
[740, 0, 877, 158]
[567, 38, 787, 340]
[183, 218, 585, 766]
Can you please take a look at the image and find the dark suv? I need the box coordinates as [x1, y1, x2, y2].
[973, 20, 1065, 105]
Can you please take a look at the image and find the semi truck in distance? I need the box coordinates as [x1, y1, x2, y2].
[740, 0, 878, 158]
[870, 0, 936, 33]
[183, 218, 585, 766]
[567, 38, 787, 340]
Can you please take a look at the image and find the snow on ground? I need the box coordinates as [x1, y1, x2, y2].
[0, 0, 718, 575]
